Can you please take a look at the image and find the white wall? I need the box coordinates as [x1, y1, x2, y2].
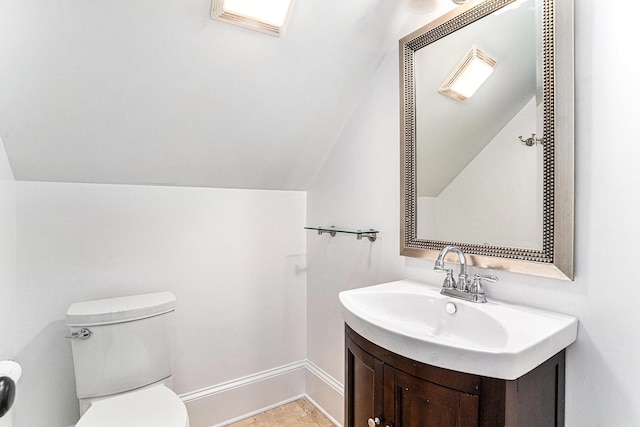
[417, 196, 437, 238]
[306, 17, 409, 420]
[433, 97, 543, 248]
[307, 2, 640, 426]
[13, 182, 306, 427]
[0, 137, 16, 361]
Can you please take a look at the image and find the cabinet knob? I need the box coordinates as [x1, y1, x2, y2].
[367, 417, 381, 427]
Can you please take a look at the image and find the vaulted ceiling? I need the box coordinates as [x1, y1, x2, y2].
[0, 0, 410, 190]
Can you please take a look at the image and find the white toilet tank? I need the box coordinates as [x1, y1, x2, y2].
[66, 292, 177, 405]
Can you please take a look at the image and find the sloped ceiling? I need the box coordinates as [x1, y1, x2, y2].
[415, 1, 539, 196]
[0, 0, 409, 190]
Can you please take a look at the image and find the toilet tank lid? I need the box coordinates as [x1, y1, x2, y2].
[66, 292, 176, 326]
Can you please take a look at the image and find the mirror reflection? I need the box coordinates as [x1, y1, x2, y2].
[415, 0, 543, 249]
[401, 0, 575, 280]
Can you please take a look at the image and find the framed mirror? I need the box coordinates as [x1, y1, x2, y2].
[400, 0, 574, 280]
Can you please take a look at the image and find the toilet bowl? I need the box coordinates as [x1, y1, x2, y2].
[76, 385, 189, 427]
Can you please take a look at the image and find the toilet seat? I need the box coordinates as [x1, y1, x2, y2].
[76, 385, 189, 427]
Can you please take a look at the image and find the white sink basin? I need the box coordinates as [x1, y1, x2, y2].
[339, 280, 578, 380]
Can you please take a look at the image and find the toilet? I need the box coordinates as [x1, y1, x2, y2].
[66, 292, 189, 427]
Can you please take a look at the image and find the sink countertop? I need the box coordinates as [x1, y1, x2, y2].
[339, 280, 578, 380]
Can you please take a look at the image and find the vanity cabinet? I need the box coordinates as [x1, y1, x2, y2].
[345, 325, 565, 427]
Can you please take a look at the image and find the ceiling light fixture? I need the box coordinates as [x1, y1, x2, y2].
[211, 0, 296, 36]
[438, 47, 497, 102]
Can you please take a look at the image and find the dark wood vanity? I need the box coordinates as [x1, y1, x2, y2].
[345, 325, 565, 427]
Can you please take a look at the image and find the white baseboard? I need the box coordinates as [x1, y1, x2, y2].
[305, 363, 344, 426]
[304, 393, 343, 427]
[180, 360, 308, 403]
[179, 360, 343, 427]
[305, 359, 344, 395]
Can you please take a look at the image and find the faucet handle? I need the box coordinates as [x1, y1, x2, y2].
[435, 266, 456, 289]
[475, 274, 498, 283]
[470, 273, 498, 296]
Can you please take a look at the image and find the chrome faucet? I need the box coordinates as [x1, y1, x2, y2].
[434, 245, 497, 303]
[434, 245, 470, 291]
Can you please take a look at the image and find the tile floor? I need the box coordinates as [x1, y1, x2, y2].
[226, 398, 334, 427]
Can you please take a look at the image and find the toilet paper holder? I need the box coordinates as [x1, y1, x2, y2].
[0, 376, 15, 418]
[0, 361, 21, 420]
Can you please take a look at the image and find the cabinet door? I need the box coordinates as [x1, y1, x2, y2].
[345, 337, 385, 427]
[392, 370, 479, 427]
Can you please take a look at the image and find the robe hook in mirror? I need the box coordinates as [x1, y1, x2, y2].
[518, 133, 543, 147]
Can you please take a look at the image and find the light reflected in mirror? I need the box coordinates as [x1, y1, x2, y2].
[400, 0, 574, 280]
[415, 0, 543, 250]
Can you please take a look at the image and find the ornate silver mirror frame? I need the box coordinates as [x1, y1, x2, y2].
[400, 0, 574, 280]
